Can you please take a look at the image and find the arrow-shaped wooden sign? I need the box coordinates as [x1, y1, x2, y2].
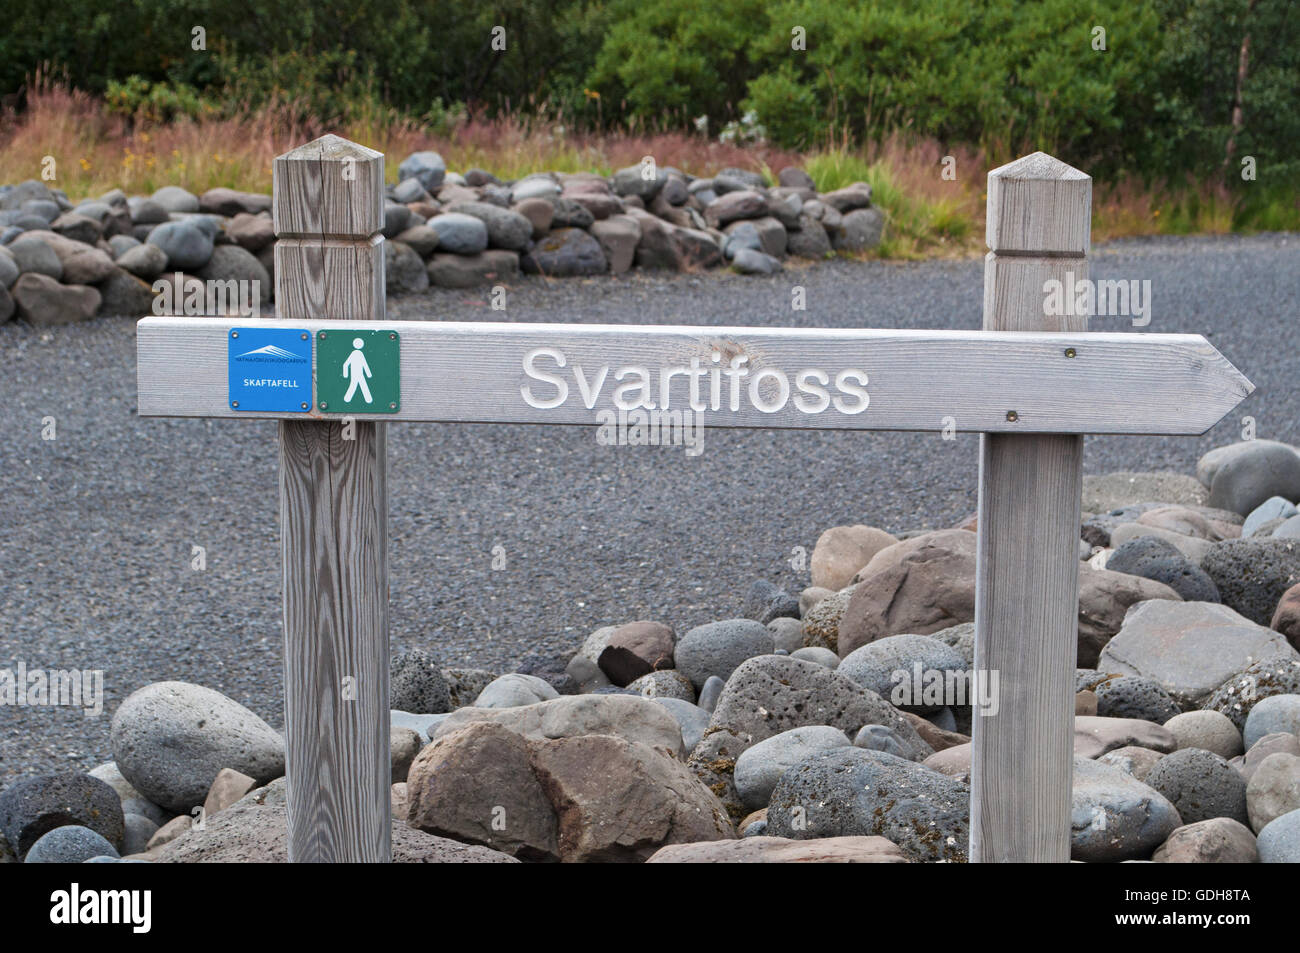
[137, 317, 1253, 435]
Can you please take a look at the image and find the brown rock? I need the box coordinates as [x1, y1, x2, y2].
[801, 588, 852, 652]
[407, 722, 558, 860]
[1074, 715, 1178, 759]
[224, 212, 275, 251]
[1097, 745, 1165, 782]
[1136, 505, 1224, 540]
[837, 529, 977, 656]
[1235, 732, 1300, 781]
[1272, 582, 1300, 649]
[391, 725, 422, 783]
[598, 620, 676, 686]
[530, 734, 733, 862]
[589, 214, 641, 274]
[810, 525, 900, 592]
[512, 197, 554, 237]
[922, 742, 971, 780]
[739, 808, 767, 831]
[1246, 752, 1300, 832]
[1077, 564, 1182, 667]
[703, 190, 767, 228]
[646, 835, 908, 863]
[1076, 690, 1098, 716]
[51, 211, 103, 245]
[900, 709, 970, 752]
[391, 782, 409, 819]
[202, 768, 256, 817]
[24, 229, 115, 283]
[11, 273, 101, 326]
[1152, 817, 1258, 863]
[145, 815, 192, 851]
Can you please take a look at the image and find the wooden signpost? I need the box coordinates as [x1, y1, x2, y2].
[136, 137, 1253, 863]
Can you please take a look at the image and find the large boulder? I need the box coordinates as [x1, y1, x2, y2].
[432, 693, 685, 757]
[109, 681, 285, 813]
[1071, 755, 1182, 861]
[407, 723, 731, 862]
[195, 244, 272, 305]
[836, 530, 977, 657]
[833, 208, 884, 251]
[0, 773, 124, 859]
[766, 748, 969, 862]
[199, 188, 270, 217]
[1097, 599, 1295, 708]
[629, 211, 722, 270]
[1203, 656, 1300, 731]
[598, 621, 676, 686]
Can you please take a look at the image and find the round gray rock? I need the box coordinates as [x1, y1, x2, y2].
[1094, 675, 1181, 723]
[1145, 748, 1248, 825]
[1243, 693, 1300, 749]
[1208, 442, 1300, 516]
[1164, 710, 1243, 759]
[390, 648, 452, 714]
[24, 825, 118, 864]
[837, 634, 969, 711]
[733, 725, 854, 810]
[1105, 535, 1220, 602]
[1257, 808, 1300, 862]
[109, 681, 285, 813]
[147, 219, 214, 270]
[1201, 538, 1300, 626]
[674, 619, 774, 690]
[472, 673, 559, 708]
[0, 772, 125, 858]
[1072, 755, 1182, 861]
[427, 213, 489, 255]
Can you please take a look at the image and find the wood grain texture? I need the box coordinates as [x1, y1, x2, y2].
[136, 318, 1254, 435]
[274, 134, 391, 863]
[272, 134, 384, 239]
[275, 237, 385, 323]
[971, 153, 1089, 863]
[280, 419, 390, 862]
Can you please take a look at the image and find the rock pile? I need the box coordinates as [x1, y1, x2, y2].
[4, 438, 1300, 863]
[0, 156, 881, 326]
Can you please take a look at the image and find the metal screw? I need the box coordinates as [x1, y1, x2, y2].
[319, 402, 328, 410]
[1006, 410, 1019, 422]
[389, 333, 396, 340]
[301, 333, 309, 341]
[1064, 347, 1077, 358]
[231, 331, 239, 339]
[300, 402, 309, 410]
[319, 332, 327, 339]
[231, 400, 239, 408]
[389, 402, 397, 410]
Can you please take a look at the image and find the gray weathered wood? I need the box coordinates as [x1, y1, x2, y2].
[136, 317, 1252, 435]
[275, 135, 391, 863]
[971, 152, 1090, 863]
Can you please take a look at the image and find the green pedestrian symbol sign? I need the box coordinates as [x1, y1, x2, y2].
[316, 329, 400, 413]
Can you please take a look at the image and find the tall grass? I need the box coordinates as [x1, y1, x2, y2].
[1, 82, 1292, 260]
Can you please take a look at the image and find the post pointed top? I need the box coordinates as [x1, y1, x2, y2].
[273, 135, 385, 238]
[275, 133, 384, 165]
[988, 151, 1088, 183]
[986, 151, 1091, 255]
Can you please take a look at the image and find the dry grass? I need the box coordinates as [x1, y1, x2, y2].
[0, 83, 1279, 260]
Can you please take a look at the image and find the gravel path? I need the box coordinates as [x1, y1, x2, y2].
[1, 232, 1296, 785]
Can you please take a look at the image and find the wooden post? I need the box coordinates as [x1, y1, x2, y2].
[273, 135, 391, 862]
[971, 153, 1091, 862]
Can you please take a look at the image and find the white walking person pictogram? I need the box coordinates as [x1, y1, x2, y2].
[343, 337, 373, 403]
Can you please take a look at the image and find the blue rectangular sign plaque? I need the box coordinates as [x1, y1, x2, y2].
[227, 327, 313, 412]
